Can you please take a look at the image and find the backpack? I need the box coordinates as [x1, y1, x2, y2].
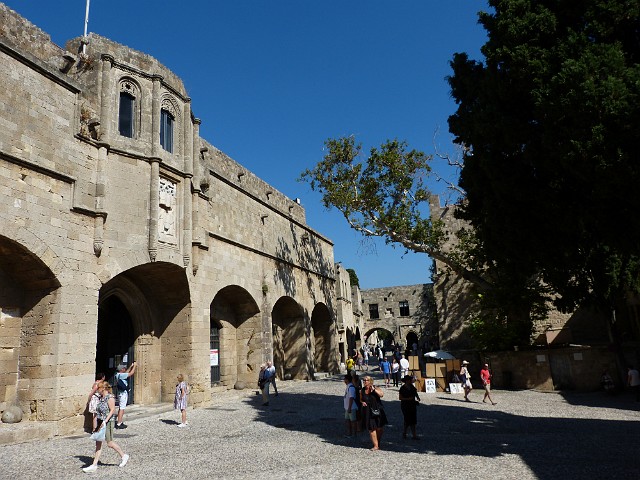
[116, 375, 129, 392]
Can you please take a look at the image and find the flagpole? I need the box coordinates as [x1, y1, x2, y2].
[82, 0, 91, 54]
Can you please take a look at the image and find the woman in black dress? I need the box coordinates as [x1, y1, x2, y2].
[398, 375, 420, 439]
[360, 376, 386, 450]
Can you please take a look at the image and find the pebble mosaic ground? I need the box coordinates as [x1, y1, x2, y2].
[2, 373, 639, 480]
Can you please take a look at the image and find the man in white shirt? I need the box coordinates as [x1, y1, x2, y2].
[399, 355, 410, 379]
[343, 374, 358, 437]
[115, 362, 137, 429]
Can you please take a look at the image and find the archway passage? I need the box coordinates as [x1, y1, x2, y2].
[97, 296, 135, 401]
[98, 262, 190, 405]
[0, 235, 60, 417]
[406, 331, 419, 354]
[311, 303, 334, 373]
[272, 296, 306, 380]
[364, 327, 395, 353]
[210, 285, 261, 387]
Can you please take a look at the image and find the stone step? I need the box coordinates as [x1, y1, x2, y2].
[313, 372, 331, 380]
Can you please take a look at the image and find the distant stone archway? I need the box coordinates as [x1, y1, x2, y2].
[210, 285, 261, 387]
[272, 296, 306, 380]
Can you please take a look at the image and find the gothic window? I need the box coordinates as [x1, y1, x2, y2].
[118, 92, 135, 137]
[369, 304, 379, 320]
[160, 109, 174, 153]
[118, 78, 139, 138]
[399, 300, 410, 317]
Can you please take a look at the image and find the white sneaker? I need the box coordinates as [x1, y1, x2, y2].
[177, 423, 188, 428]
[83, 464, 98, 473]
[119, 454, 130, 467]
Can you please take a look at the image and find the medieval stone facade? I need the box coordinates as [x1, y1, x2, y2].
[0, 4, 339, 438]
[359, 284, 437, 352]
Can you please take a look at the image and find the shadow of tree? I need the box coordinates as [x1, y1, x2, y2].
[245, 379, 640, 479]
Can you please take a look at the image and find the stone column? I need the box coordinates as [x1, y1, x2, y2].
[93, 142, 109, 257]
[148, 75, 163, 261]
[182, 101, 192, 267]
[99, 55, 115, 143]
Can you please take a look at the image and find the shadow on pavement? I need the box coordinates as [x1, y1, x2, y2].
[246, 377, 640, 479]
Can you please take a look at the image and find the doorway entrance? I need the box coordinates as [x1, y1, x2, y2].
[97, 295, 136, 403]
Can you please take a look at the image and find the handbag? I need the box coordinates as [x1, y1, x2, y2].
[90, 424, 106, 442]
[370, 407, 380, 417]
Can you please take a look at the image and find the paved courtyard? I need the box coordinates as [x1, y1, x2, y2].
[2, 372, 639, 480]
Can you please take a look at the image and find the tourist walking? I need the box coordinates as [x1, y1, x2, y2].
[480, 364, 497, 405]
[267, 360, 278, 396]
[380, 357, 391, 387]
[343, 374, 358, 438]
[360, 376, 387, 451]
[345, 355, 355, 374]
[391, 358, 400, 387]
[363, 349, 369, 371]
[356, 352, 363, 371]
[398, 375, 420, 439]
[460, 360, 473, 402]
[86, 373, 105, 431]
[352, 373, 363, 432]
[174, 374, 189, 427]
[114, 361, 137, 429]
[83, 382, 130, 472]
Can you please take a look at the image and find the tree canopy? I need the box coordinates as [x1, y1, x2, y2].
[448, 0, 640, 315]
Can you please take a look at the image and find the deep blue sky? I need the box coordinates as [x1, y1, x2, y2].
[4, 1, 488, 289]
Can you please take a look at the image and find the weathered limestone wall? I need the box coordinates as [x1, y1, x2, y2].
[0, 3, 339, 441]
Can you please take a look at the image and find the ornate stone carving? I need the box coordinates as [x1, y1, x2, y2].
[159, 177, 177, 243]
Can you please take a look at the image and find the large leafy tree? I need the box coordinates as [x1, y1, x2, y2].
[448, 1, 640, 349]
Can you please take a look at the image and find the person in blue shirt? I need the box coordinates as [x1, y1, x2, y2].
[380, 357, 391, 387]
[114, 362, 137, 429]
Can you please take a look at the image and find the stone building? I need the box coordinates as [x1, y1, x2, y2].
[0, 4, 339, 437]
[359, 284, 437, 352]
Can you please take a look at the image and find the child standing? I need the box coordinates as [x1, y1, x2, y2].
[174, 374, 189, 427]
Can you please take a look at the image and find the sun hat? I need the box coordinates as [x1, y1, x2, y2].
[462, 360, 469, 365]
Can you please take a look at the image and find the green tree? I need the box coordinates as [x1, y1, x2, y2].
[346, 268, 360, 287]
[448, 1, 640, 361]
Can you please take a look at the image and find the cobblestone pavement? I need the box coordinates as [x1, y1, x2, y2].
[2, 372, 639, 480]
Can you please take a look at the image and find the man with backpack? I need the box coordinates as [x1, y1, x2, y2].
[115, 361, 137, 429]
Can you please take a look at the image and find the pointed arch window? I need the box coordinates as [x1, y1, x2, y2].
[160, 109, 174, 153]
[118, 92, 135, 137]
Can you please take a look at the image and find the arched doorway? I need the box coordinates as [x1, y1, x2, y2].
[310, 302, 334, 373]
[0, 235, 60, 417]
[406, 331, 419, 354]
[272, 296, 306, 380]
[98, 262, 190, 404]
[97, 296, 136, 402]
[210, 285, 261, 387]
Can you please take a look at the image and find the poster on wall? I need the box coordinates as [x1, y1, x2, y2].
[425, 378, 436, 393]
[450, 382, 464, 394]
[210, 349, 219, 367]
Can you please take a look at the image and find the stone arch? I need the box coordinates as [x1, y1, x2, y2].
[97, 261, 190, 404]
[209, 285, 261, 387]
[310, 302, 334, 373]
[364, 327, 395, 351]
[0, 234, 61, 418]
[272, 296, 306, 380]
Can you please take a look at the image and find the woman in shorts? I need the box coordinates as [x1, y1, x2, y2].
[83, 382, 130, 472]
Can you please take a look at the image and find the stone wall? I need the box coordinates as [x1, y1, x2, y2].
[0, 3, 338, 440]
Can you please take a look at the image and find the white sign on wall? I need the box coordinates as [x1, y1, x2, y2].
[210, 349, 219, 367]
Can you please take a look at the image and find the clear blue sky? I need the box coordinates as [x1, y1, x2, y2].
[4, 1, 488, 289]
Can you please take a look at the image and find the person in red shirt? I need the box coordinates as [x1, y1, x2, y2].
[480, 364, 497, 405]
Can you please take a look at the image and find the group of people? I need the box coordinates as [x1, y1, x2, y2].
[84, 363, 189, 473]
[258, 360, 278, 406]
[343, 372, 421, 450]
[458, 360, 497, 404]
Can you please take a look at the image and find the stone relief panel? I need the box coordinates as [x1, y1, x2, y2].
[159, 177, 178, 244]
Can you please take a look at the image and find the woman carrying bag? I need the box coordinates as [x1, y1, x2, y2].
[360, 376, 387, 450]
[83, 381, 130, 472]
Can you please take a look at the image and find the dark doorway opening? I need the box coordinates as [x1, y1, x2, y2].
[210, 322, 221, 385]
[97, 295, 136, 403]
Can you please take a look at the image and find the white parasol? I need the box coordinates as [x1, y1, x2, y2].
[423, 350, 456, 360]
